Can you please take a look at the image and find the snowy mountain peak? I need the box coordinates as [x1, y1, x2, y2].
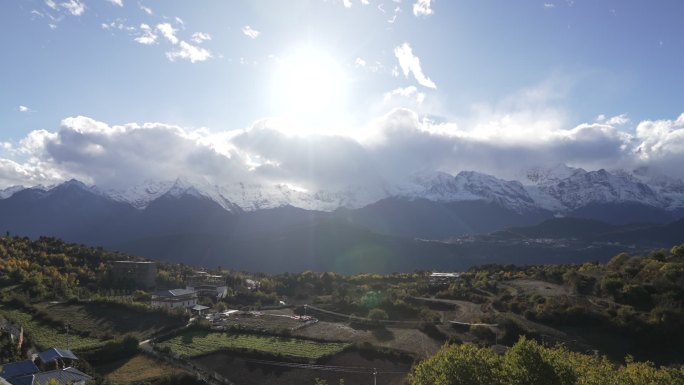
[0, 185, 25, 199]
[524, 163, 579, 185]
[524, 166, 665, 210]
[2, 165, 684, 215]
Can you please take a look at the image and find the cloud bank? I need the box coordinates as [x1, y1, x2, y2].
[3, 110, 684, 190]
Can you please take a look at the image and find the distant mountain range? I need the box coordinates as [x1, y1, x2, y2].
[1, 165, 683, 273]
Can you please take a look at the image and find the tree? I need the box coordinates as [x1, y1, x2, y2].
[367, 308, 388, 323]
[408, 342, 501, 385]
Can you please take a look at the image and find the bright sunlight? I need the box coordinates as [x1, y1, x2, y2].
[270, 46, 349, 135]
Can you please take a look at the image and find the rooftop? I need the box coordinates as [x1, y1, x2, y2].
[37, 348, 79, 364]
[9, 367, 91, 385]
[153, 288, 196, 297]
[0, 361, 39, 380]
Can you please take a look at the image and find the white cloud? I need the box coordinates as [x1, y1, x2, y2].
[543, 3, 555, 9]
[635, 114, 684, 165]
[393, 43, 436, 89]
[355, 57, 367, 67]
[107, 0, 123, 6]
[134, 23, 157, 45]
[60, 0, 85, 16]
[45, 0, 57, 10]
[606, 113, 630, 126]
[3, 116, 247, 188]
[413, 0, 433, 16]
[140, 5, 152, 14]
[18, 105, 30, 113]
[241, 25, 260, 39]
[384, 86, 426, 105]
[343, 0, 352, 8]
[596, 113, 630, 126]
[166, 41, 213, 63]
[191, 32, 211, 43]
[156, 23, 179, 44]
[3, 106, 684, 190]
[361, 0, 369, 5]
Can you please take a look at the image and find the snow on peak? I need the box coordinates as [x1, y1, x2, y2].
[3, 164, 683, 214]
[524, 166, 665, 210]
[391, 170, 537, 213]
[0, 185, 25, 199]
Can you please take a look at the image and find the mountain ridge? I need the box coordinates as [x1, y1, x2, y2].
[3, 165, 683, 217]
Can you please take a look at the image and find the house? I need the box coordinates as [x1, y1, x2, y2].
[7, 367, 91, 385]
[186, 272, 228, 299]
[189, 304, 210, 316]
[0, 349, 90, 385]
[37, 348, 79, 370]
[109, 261, 157, 289]
[151, 288, 198, 309]
[0, 361, 39, 381]
[429, 272, 461, 286]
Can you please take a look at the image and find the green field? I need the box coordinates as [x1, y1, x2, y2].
[0, 305, 104, 350]
[158, 329, 350, 359]
[33, 301, 185, 340]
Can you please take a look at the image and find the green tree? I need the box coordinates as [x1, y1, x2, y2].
[408, 343, 501, 385]
[367, 308, 388, 322]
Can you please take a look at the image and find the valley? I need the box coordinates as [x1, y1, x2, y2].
[1, 236, 683, 384]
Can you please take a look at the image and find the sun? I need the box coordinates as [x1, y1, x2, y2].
[270, 46, 349, 135]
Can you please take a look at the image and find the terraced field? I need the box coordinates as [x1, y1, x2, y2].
[158, 329, 350, 359]
[34, 301, 185, 340]
[0, 305, 104, 350]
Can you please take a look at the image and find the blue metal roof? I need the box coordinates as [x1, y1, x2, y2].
[9, 367, 91, 385]
[37, 348, 78, 364]
[0, 361, 39, 380]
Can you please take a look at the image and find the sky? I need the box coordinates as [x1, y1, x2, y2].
[1, 0, 684, 190]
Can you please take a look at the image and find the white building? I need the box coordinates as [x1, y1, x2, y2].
[151, 288, 198, 309]
[186, 272, 228, 299]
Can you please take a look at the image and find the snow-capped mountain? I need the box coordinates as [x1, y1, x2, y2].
[103, 177, 241, 212]
[392, 170, 539, 213]
[525, 167, 666, 211]
[1, 165, 684, 216]
[0, 185, 25, 199]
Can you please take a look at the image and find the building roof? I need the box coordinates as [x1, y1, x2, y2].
[190, 304, 209, 311]
[9, 367, 91, 385]
[430, 272, 460, 278]
[37, 348, 78, 364]
[153, 288, 195, 297]
[0, 361, 39, 380]
[112, 260, 156, 264]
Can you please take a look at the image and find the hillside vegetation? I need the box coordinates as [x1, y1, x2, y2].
[2, 235, 684, 384]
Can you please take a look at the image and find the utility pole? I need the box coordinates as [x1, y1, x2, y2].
[373, 368, 377, 385]
[65, 323, 70, 350]
[304, 304, 307, 316]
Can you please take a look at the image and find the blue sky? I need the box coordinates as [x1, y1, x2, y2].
[1, 0, 684, 189]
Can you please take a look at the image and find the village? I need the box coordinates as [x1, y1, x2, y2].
[0, 259, 473, 385]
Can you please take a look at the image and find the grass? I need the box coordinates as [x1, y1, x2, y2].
[98, 354, 186, 384]
[158, 329, 350, 359]
[0, 304, 104, 350]
[33, 301, 185, 340]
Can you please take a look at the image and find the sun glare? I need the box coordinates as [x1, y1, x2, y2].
[270, 46, 349, 135]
